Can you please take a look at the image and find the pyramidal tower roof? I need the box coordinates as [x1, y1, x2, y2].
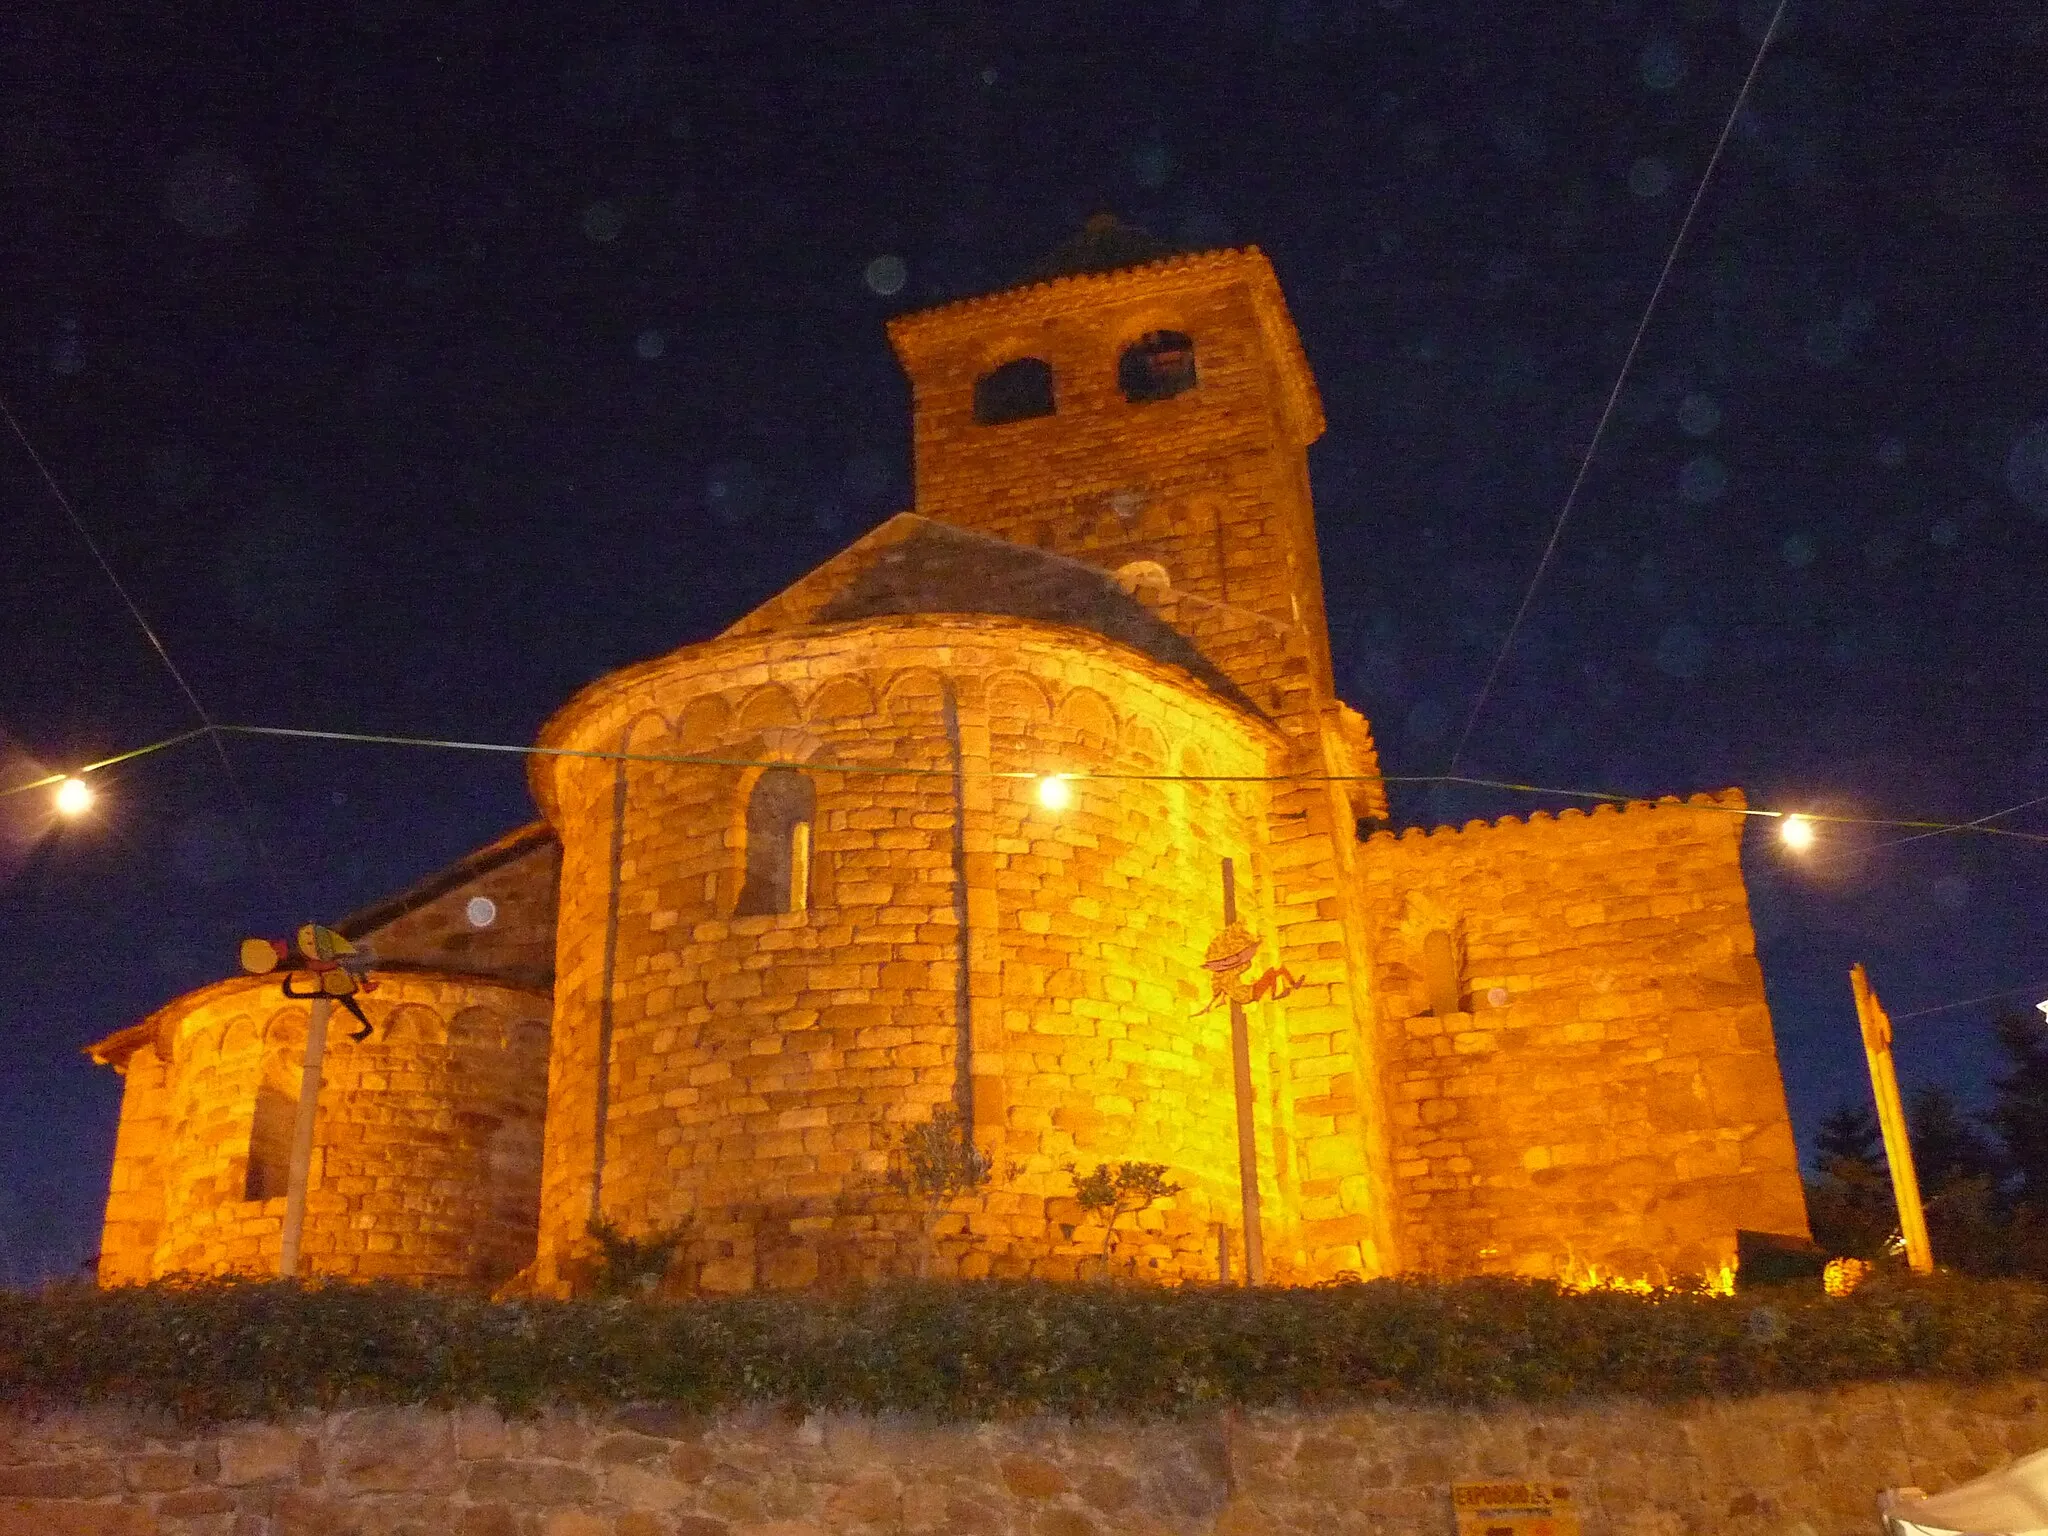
[1017, 212, 1188, 284]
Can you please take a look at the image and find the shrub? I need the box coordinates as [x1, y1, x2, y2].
[5, 1271, 2047, 1426]
[886, 1106, 994, 1277]
[587, 1218, 691, 1297]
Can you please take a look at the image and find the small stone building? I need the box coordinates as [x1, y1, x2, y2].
[89, 225, 1810, 1291]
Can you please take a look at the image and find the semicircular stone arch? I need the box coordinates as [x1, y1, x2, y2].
[674, 694, 733, 751]
[1056, 686, 1119, 748]
[261, 1005, 308, 1052]
[806, 675, 875, 725]
[985, 670, 1054, 727]
[736, 683, 802, 733]
[376, 1003, 445, 1050]
[448, 1004, 507, 1055]
[1124, 720, 1167, 771]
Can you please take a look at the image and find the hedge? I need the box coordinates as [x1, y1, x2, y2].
[4, 1274, 2046, 1425]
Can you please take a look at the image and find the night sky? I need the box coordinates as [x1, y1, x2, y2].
[3, 0, 2045, 1285]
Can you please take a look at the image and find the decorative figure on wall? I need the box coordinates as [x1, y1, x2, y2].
[1195, 921, 1302, 1014]
[236, 921, 379, 1277]
[241, 923, 378, 1041]
[1207, 858, 1296, 1288]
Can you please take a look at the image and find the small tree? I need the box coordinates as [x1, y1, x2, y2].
[888, 1105, 994, 1277]
[1067, 1161, 1184, 1278]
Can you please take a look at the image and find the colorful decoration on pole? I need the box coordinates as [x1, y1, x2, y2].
[241, 924, 377, 1041]
[1195, 921, 1302, 1014]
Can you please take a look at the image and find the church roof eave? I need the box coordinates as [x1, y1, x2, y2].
[527, 608, 1284, 827]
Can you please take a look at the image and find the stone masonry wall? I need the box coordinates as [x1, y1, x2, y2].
[343, 826, 562, 991]
[1356, 794, 1810, 1284]
[884, 251, 1398, 1279]
[100, 973, 551, 1287]
[4, 1377, 2044, 1536]
[528, 615, 1303, 1293]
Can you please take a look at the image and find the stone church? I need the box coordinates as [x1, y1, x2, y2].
[89, 226, 1812, 1293]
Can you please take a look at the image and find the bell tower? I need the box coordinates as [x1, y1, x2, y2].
[886, 222, 1338, 730]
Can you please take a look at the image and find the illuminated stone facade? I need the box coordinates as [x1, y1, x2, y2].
[90, 240, 1809, 1291]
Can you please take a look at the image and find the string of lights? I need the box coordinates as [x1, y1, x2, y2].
[12, 718, 2046, 848]
[1446, 0, 1791, 773]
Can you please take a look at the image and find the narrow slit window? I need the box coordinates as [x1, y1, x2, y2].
[1118, 330, 1197, 403]
[734, 767, 817, 916]
[1422, 928, 1461, 1018]
[972, 357, 1056, 425]
[245, 1081, 297, 1201]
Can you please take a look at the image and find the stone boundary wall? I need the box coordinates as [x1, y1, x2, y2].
[3, 1378, 2043, 1536]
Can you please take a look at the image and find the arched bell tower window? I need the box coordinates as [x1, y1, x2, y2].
[734, 766, 816, 916]
[972, 357, 1056, 425]
[1118, 330, 1197, 403]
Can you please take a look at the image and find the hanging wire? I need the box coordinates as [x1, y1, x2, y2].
[0, 391, 291, 901]
[0, 718, 2024, 847]
[0, 727, 216, 799]
[1891, 979, 2048, 1023]
[1447, 0, 1792, 773]
[1811, 787, 2048, 865]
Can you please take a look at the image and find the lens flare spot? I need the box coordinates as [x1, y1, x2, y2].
[863, 254, 907, 296]
[1628, 156, 1673, 198]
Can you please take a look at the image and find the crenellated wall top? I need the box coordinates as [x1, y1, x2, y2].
[1361, 788, 1751, 848]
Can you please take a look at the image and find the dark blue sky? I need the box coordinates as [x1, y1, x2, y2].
[3, 0, 2045, 1284]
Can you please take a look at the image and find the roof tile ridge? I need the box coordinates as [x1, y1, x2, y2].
[889, 246, 1264, 329]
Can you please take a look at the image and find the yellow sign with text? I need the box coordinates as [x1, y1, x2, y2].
[1451, 1480, 1582, 1536]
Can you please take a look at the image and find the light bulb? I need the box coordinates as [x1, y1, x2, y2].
[1036, 774, 1072, 811]
[53, 777, 94, 817]
[1778, 813, 1815, 852]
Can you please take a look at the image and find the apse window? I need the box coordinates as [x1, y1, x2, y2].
[734, 766, 817, 916]
[1118, 330, 1197, 403]
[972, 357, 1056, 425]
[245, 1079, 297, 1201]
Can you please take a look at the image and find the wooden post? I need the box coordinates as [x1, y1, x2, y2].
[279, 993, 332, 1279]
[1221, 858, 1266, 1285]
[1849, 963, 1934, 1275]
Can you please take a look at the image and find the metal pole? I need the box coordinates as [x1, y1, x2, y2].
[1221, 858, 1266, 1284]
[279, 993, 331, 1278]
[1850, 963, 1934, 1275]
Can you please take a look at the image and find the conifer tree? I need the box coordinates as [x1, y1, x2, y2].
[1989, 1007, 2048, 1209]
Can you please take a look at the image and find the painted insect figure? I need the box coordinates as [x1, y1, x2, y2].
[1195, 921, 1302, 1014]
[240, 923, 378, 1040]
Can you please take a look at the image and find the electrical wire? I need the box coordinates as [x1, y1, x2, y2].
[1446, 0, 1791, 774]
[0, 727, 216, 799]
[1812, 787, 2048, 865]
[1891, 979, 2048, 1024]
[195, 723, 2048, 844]
[12, 719, 2048, 847]
[0, 390, 290, 901]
